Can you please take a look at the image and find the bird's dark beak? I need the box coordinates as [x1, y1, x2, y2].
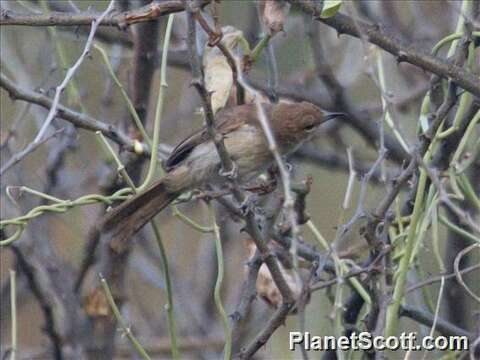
[323, 112, 347, 122]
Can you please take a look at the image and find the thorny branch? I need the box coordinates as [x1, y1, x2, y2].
[186, 3, 300, 356]
[0, 0, 211, 26]
[291, 0, 480, 97]
[2, 1, 479, 358]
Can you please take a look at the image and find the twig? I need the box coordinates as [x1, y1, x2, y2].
[400, 305, 472, 338]
[34, 0, 116, 143]
[186, 6, 300, 355]
[99, 274, 151, 360]
[235, 51, 302, 289]
[0, 1, 210, 26]
[9, 269, 17, 360]
[137, 14, 174, 191]
[403, 264, 480, 296]
[0, 74, 148, 156]
[231, 250, 262, 348]
[94, 43, 151, 147]
[439, 214, 480, 244]
[193, 10, 243, 105]
[239, 302, 293, 359]
[9, 245, 63, 360]
[0, 128, 64, 175]
[421, 276, 445, 359]
[417, 155, 480, 235]
[291, 1, 480, 97]
[384, 38, 466, 335]
[453, 244, 480, 303]
[149, 220, 180, 360]
[255, 1, 279, 103]
[338, 148, 387, 243]
[1, 187, 132, 246]
[209, 204, 232, 360]
[305, 19, 409, 164]
[186, 2, 238, 183]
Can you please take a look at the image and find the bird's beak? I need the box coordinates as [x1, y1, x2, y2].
[323, 112, 347, 122]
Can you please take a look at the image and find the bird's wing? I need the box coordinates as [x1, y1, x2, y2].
[164, 103, 262, 170]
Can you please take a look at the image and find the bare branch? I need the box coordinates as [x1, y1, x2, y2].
[291, 1, 480, 97]
[0, 74, 147, 155]
[0, 1, 211, 27]
[0, 128, 64, 176]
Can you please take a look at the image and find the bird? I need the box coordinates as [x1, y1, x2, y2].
[101, 101, 342, 244]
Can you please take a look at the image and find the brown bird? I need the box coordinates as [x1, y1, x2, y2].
[102, 101, 341, 243]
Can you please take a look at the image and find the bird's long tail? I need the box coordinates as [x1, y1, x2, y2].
[101, 179, 178, 246]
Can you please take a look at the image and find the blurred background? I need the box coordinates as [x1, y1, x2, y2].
[1, 1, 479, 359]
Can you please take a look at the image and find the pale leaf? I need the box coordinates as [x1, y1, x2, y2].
[203, 26, 243, 114]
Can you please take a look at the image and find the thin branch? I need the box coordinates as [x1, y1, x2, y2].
[193, 10, 243, 104]
[188, 0, 296, 299]
[0, 74, 149, 155]
[400, 305, 473, 338]
[186, 2, 237, 181]
[186, 6, 296, 358]
[236, 51, 303, 290]
[10, 245, 63, 360]
[231, 250, 262, 348]
[0, 128, 64, 175]
[34, 0, 116, 143]
[403, 264, 480, 296]
[0, 1, 210, 26]
[291, 1, 480, 97]
[453, 244, 480, 303]
[99, 274, 151, 360]
[239, 302, 293, 359]
[9, 269, 17, 360]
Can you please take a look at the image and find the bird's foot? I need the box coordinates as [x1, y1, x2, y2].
[219, 161, 238, 180]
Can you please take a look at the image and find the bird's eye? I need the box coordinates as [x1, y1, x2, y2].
[304, 124, 316, 132]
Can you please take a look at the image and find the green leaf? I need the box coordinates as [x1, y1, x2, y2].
[321, 0, 342, 18]
[419, 113, 430, 133]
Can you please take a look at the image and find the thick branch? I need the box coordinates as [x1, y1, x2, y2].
[291, 1, 480, 97]
[0, 74, 145, 155]
[0, 0, 211, 27]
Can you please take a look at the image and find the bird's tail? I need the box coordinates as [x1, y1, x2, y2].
[101, 179, 178, 248]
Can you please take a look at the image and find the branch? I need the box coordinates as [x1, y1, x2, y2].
[0, 128, 64, 175]
[186, 4, 237, 179]
[291, 1, 480, 97]
[10, 246, 63, 359]
[294, 144, 394, 184]
[400, 305, 473, 338]
[250, 77, 409, 164]
[404, 264, 480, 296]
[34, 0, 116, 143]
[0, 74, 146, 155]
[194, 10, 244, 105]
[231, 250, 262, 349]
[185, 4, 297, 354]
[239, 302, 293, 358]
[0, 0, 211, 27]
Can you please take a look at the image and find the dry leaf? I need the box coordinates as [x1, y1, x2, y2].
[203, 26, 243, 114]
[245, 239, 302, 308]
[84, 287, 110, 317]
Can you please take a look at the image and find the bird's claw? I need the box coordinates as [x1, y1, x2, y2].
[239, 194, 256, 216]
[219, 161, 238, 180]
